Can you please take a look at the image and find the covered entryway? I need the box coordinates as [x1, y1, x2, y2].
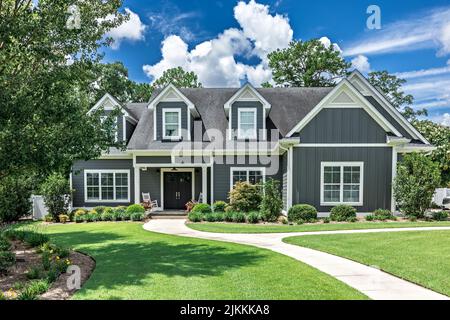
[163, 171, 193, 210]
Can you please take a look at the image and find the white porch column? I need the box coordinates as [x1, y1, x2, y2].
[287, 147, 293, 210]
[391, 147, 398, 213]
[134, 166, 140, 204]
[202, 166, 208, 204]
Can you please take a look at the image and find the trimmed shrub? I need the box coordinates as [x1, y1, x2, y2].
[330, 205, 357, 222]
[204, 213, 217, 222]
[246, 212, 260, 224]
[126, 204, 145, 215]
[40, 173, 71, 220]
[228, 182, 262, 212]
[365, 214, 375, 221]
[288, 204, 318, 222]
[260, 179, 283, 222]
[44, 215, 53, 222]
[131, 212, 144, 221]
[0, 173, 35, 222]
[93, 206, 108, 214]
[323, 217, 331, 224]
[0, 251, 16, 274]
[121, 211, 131, 221]
[212, 201, 227, 212]
[223, 211, 234, 222]
[191, 203, 212, 214]
[58, 215, 69, 224]
[373, 209, 395, 220]
[232, 212, 246, 223]
[188, 212, 203, 222]
[213, 212, 224, 222]
[101, 211, 114, 221]
[74, 209, 87, 217]
[74, 215, 84, 223]
[347, 216, 358, 223]
[432, 211, 448, 221]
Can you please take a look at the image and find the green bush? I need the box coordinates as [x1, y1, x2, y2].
[232, 212, 246, 223]
[101, 211, 114, 221]
[432, 211, 448, 221]
[288, 204, 318, 222]
[394, 153, 441, 218]
[373, 209, 395, 220]
[74, 215, 84, 223]
[120, 211, 131, 221]
[212, 201, 227, 212]
[126, 204, 145, 215]
[188, 212, 203, 222]
[223, 211, 234, 222]
[213, 212, 224, 222]
[0, 173, 35, 222]
[18, 280, 50, 300]
[330, 205, 356, 222]
[93, 206, 108, 214]
[26, 266, 43, 280]
[131, 212, 144, 221]
[40, 172, 71, 220]
[260, 179, 283, 222]
[0, 238, 11, 251]
[246, 212, 260, 224]
[228, 182, 262, 212]
[347, 216, 358, 223]
[0, 251, 16, 274]
[365, 214, 375, 221]
[5, 227, 50, 247]
[204, 213, 217, 222]
[191, 203, 212, 214]
[58, 214, 69, 224]
[323, 217, 331, 224]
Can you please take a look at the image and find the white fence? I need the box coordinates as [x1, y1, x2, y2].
[31, 195, 48, 220]
[432, 188, 450, 207]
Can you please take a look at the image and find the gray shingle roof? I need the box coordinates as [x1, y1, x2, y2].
[124, 103, 148, 120]
[128, 87, 333, 150]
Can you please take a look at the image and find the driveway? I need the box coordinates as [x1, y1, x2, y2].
[144, 220, 450, 300]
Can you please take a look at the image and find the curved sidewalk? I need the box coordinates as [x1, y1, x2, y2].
[143, 220, 450, 300]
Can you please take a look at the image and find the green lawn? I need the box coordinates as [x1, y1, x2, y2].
[284, 231, 450, 297]
[45, 222, 366, 300]
[187, 221, 450, 234]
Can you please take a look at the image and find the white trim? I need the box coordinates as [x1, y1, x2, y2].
[84, 169, 131, 203]
[229, 167, 266, 191]
[295, 143, 389, 148]
[134, 167, 140, 204]
[162, 108, 182, 140]
[224, 83, 271, 115]
[202, 166, 208, 204]
[135, 163, 210, 168]
[210, 163, 214, 205]
[160, 168, 195, 210]
[287, 147, 293, 210]
[69, 169, 73, 209]
[87, 93, 138, 123]
[237, 108, 257, 140]
[148, 84, 198, 117]
[286, 80, 402, 138]
[391, 147, 397, 213]
[348, 70, 429, 144]
[122, 116, 126, 142]
[153, 108, 157, 141]
[320, 162, 364, 206]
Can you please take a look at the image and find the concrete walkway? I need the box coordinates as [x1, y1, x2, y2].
[143, 220, 450, 300]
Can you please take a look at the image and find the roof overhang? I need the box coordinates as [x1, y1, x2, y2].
[224, 83, 271, 117]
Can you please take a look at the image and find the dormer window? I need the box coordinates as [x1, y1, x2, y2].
[237, 108, 257, 140]
[163, 109, 182, 140]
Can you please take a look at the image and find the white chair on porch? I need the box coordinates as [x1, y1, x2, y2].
[141, 193, 159, 211]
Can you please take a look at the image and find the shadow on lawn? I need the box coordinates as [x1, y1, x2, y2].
[49, 228, 265, 295]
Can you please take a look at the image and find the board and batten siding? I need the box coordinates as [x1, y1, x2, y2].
[292, 147, 392, 212]
[299, 108, 387, 143]
[72, 159, 135, 207]
[212, 155, 282, 202]
[155, 102, 188, 141]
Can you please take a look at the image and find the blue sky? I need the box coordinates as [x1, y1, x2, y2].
[100, 0, 450, 125]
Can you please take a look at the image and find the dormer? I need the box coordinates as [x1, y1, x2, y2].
[224, 83, 271, 141]
[87, 93, 138, 143]
[148, 84, 199, 141]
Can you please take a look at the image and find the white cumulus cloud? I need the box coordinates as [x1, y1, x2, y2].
[105, 8, 147, 50]
[351, 55, 371, 73]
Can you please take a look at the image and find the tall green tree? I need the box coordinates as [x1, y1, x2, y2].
[267, 39, 350, 87]
[0, 0, 126, 179]
[152, 67, 202, 89]
[368, 71, 427, 121]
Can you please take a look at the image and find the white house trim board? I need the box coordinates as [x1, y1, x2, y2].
[320, 162, 364, 207]
[229, 167, 266, 191]
[286, 80, 402, 138]
[160, 168, 195, 210]
[391, 147, 397, 213]
[84, 169, 131, 203]
[162, 108, 182, 140]
[237, 108, 257, 140]
[148, 84, 199, 117]
[87, 93, 138, 123]
[224, 83, 271, 116]
[348, 70, 429, 144]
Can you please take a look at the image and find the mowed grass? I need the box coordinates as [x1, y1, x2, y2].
[187, 221, 450, 234]
[284, 231, 450, 297]
[45, 222, 366, 300]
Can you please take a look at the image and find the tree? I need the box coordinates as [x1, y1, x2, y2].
[413, 120, 450, 186]
[228, 182, 262, 212]
[394, 153, 441, 218]
[368, 71, 427, 121]
[260, 179, 283, 222]
[40, 173, 72, 221]
[152, 67, 202, 89]
[0, 0, 126, 180]
[91, 62, 153, 103]
[266, 39, 350, 87]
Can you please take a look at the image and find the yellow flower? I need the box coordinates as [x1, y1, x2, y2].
[56, 256, 60, 260]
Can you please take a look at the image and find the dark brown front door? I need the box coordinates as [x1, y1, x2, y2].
[163, 172, 192, 210]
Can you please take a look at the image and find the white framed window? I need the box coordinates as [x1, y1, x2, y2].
[237, 108, 257, 139]
[84, 170, 130, 203]
[230, 167, 265, 190]
[162, 108, 182, 140]
[320, 162, 363, 206]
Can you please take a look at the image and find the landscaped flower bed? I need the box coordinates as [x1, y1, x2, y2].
[0, 224, 94, 300]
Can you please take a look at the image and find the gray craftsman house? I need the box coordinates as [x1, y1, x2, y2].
[71, 71, 433, 214]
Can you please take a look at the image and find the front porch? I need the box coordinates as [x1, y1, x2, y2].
[134, 163, 211, 211]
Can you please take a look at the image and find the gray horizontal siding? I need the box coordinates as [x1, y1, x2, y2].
[299, 108, 387, 143]
[136, 156, 172, 164]
[156, 102, 188, 141]
[72, 159, 135, 207]
[292, 147, 392, 212]
[213, 155, 282, 202]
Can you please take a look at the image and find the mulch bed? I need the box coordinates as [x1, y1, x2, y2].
[0, 240, 95, 300]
